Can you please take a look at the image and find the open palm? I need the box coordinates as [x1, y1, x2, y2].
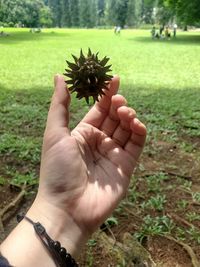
[38, 75, 146, 233]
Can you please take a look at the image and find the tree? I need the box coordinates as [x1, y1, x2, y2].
[0, 0, 46, 27]
[156, 5, 174, 27]
[23, 0, 45, 27]
[0, 1, 7, 23]
[105, 0, 129, 28]
[39, 6, 53, 27]
[97, 0, 106, 26]
[141, 0, 157, 24]
[60, 0, 71, 27]
[116, 0, 129, 27]
[105, 0, 117, 26]
[159, 0, 200, 26]
[90, 0, 98, 27]
[79, 0, 93, 28]
[70, 0, 80, 27]
[48, 0, 62, 27]
[126, 0, 142, 27]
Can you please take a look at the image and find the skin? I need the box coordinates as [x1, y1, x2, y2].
[0, 75, 146, 267]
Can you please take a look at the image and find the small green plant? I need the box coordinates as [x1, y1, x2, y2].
[0, 176, 6, 186]
[146, 173, 168, 193]
[86, 239, 97, 266]
[127, 186, 142, 203]
[105, 216, 118, 227]
[87, 239, 97, 247]
[180, 141, 196, 153]
[86, 247, 94, 267]
[146, 177, 161, 193]
[10, 172, 38, 187]
[141, 194, 167, 211]
[181, 180, 192, 191]
[186, 212, 200, 222]
[187, 226, 200, 244]
[177, 199, 188, 210]
[115, 199, 127, 213]
[192, 192, 200, 203]
[176, 227, 186, 241]
[134, 215, 175, 243]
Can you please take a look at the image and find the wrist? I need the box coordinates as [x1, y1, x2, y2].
[27, 194, 89, 258]
[0, 195, 89, 267]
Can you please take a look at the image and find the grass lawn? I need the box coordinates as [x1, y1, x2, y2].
[0, 28, 200, 266]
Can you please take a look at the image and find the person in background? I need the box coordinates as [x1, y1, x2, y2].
[114, 26, 121, 35]
[165, 26, 171, 40]
[159, 25, 164, 36]
[173, 23, 177, 37]
[151, 26, 156, 39]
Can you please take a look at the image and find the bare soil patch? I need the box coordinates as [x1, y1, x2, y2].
[0, 137, 200, 266]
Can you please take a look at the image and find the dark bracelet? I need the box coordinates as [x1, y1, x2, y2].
[17, 214, 79, 267]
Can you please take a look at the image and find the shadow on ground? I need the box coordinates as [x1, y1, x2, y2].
[1, 82, 200, 266]
[131, 34, 200, 46]
[0, 30, 71, 45]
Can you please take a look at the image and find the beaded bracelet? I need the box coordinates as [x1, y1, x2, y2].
[17, 214, 79, 267]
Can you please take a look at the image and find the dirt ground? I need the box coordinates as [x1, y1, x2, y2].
[0, 136, 200, 267]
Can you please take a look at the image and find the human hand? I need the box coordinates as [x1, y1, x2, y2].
[30, 74, 146, 255]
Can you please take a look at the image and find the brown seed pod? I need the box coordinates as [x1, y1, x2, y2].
[64, 48, 113, 104]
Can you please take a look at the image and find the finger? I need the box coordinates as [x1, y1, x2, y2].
[81, 76, 120, 128]
[100, 95, 127, 136]
[112, 106, 136, 147]
[124, 118, 147, 161]
[46, 74, 71, 132]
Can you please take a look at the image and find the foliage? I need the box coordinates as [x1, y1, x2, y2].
[105, 216, 118, 227]
[187, 226, 200, 245]
[39, 6, 53, 27]
[135, 215, 175, 242]
[1, 0, 200, 28]
[10, 172, 38, 187]
[47, 0, 62, 27]
[79, 0, 97, 28]
[159, 0, 200, 26]
[141, 194, 167, 211]
[126, 0, 142, 27]
[186, 212, 200, 222]
[0, 0, 52, 27]
[0, 176, 6, 186]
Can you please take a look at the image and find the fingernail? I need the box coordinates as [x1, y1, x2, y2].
[54, 74, 60, 87]
[134, 118, 141, 124]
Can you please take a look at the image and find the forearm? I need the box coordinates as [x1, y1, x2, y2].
[0, 196, 88, 267]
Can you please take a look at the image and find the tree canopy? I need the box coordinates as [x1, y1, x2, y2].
[0, 0, 52, 27]
[0, 0, 200, 28]
[159, 0, 200, 26]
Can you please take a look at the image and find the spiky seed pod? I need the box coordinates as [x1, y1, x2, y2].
[64, 48, 113, 104]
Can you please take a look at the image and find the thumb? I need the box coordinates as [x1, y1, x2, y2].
[46, 74, 71, 132]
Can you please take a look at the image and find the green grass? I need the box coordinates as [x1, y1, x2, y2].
[0, 27, 200, 179]
[1, 28, 200, 265]
[2, 31, 200, 130]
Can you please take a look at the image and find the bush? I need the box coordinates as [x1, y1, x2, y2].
[3, 22, 9, 28]
[8, 22, 14, 28]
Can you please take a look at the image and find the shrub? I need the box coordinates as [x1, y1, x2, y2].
[8, 22, 14, 27]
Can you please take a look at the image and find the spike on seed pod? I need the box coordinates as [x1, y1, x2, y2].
[64, 49, 113, 104]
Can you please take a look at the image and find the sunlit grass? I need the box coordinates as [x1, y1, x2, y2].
[1, 28, 200, 91]
[1, 27, 200, 266]
[0, 28, 200, 178]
